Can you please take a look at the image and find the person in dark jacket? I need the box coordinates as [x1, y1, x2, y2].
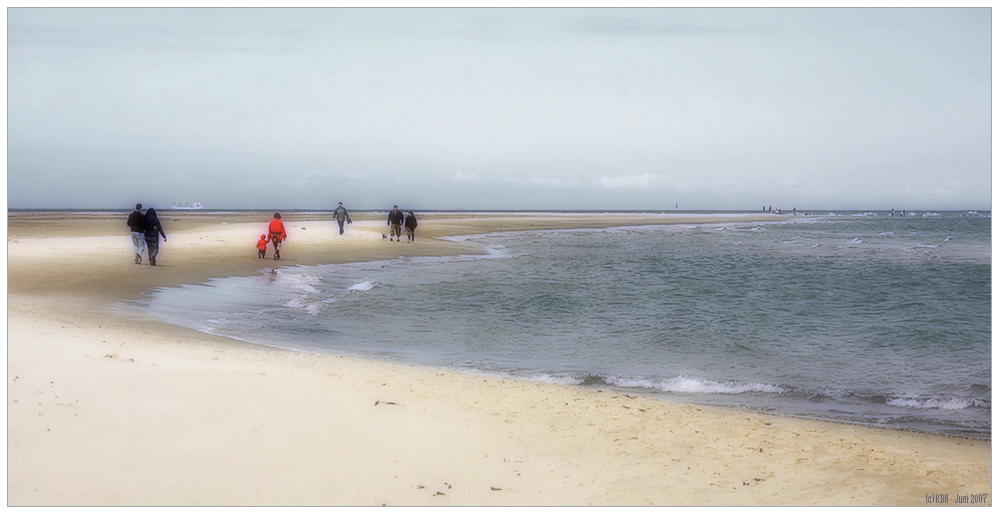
[143, 208, 167, 266]
[127, 203, 148, 264]
[387, 205, 404, 242]
[333, 202, 352, 235]
[404, 211, 418, 243]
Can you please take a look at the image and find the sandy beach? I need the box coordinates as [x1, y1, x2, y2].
[7, 211, 991, 506]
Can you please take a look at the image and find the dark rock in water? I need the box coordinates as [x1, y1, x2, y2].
[582, 375, 607, 385]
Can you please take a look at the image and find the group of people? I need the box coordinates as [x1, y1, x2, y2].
[764, 205, 797, 215]
[127, 202, 421, 265]
[386, 205, 418, 242]
[254, 204, 419, 262]
[333, 203, 418, 242]
[256, 212, 288, 260]
[126, 204, 167, 266]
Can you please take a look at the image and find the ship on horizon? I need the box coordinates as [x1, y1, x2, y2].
[164, 201, 204, 210]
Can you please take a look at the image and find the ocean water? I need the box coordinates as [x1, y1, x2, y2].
[123, 211, 992, 439]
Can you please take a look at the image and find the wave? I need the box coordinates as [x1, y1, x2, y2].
[610, 375, 788, 394]
[522, 373, 789, 395]
[281, 272, 322, 294]
[886, 396, 990, 410]
[523, 371, 990, 412]
[348, 281, 376, 291]
[285, 296, 323, 315]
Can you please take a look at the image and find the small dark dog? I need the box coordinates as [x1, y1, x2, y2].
[382, 233, 388, 240]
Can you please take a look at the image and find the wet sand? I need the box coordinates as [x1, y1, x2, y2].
[7, 211, 991, 506]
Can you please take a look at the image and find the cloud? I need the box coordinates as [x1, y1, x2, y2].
[7, 22, 300, 54]
[930, 181, 960, 196]
[451, 171, 478, 182]
[598, 173, 659, 189]
[530, 177, 570, 188]
[572, 16, 736, 37]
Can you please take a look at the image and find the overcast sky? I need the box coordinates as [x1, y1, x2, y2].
[7, 8, 992, 211]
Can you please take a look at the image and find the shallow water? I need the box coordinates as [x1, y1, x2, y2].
[123, 211, 992, 438]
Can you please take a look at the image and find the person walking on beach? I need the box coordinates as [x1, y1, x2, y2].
[269, 212, 287, 260]
[256, 234, 269, 258]
[387, 205, 404, 242]
[333, 202, 352, 235]
[143, 207, 167, 266]
[127, 203, 148, 264]
[404, 211, 418, 242]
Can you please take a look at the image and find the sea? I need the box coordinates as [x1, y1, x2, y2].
[121, 210, 992, 439]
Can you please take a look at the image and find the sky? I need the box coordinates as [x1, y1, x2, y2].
[6, 7, 992, 211]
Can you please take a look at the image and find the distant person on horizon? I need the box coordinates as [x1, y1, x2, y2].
[333, 202, 352, 235]
[269, 212, 287, 260]
[404, 211, 418, 242]
[127, 203, 148, 264]
[143, 208, 167, 266]
[256, 234, 269, 258]
[387, 205, 404, 242]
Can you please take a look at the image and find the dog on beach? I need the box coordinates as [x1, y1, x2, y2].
[382, 233, 388, 240]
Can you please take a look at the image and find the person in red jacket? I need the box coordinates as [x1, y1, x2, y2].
[256, 234, 269, 258]
[268, 212, 287, 260]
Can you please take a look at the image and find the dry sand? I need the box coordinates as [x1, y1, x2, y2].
[7, 211, 991, 506]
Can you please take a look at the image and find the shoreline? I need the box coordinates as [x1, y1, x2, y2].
[122, 259, 990, 444]
[7, 211, 991, 505]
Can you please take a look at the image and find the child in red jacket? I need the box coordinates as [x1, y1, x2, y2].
[256, 234, 268, 258]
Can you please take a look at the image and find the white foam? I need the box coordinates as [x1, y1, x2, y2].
[480, 245, 513, 259]
[526, 373, 585, 385]
[886, 397, 985, 410]
[877, 231, 895, 236]
[847, 238, 865, 245]
[348, 281, 376, 291]
[281, 272, 322, 293]
[608, 375, 786, 395]
[285, 297, 323, 315]
[922, 212, 940, 217]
